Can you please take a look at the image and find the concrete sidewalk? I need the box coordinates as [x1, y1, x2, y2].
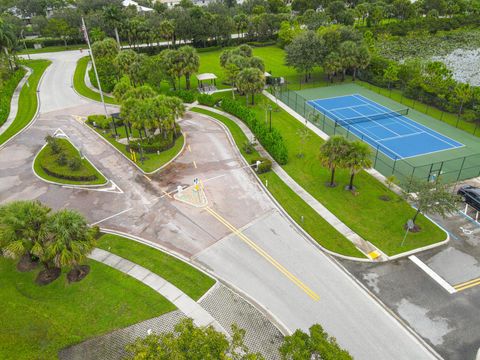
[194, 105, 386, 261]
[88, 248, 227, 334]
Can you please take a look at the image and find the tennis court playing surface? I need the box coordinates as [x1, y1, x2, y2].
[308, 94, 464, 159]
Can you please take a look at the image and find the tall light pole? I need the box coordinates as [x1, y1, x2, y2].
[81, 17, 109, 120]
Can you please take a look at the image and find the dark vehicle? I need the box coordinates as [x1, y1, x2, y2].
[457, 185, 480, 211]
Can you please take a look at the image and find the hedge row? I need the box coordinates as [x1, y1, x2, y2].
[21, 37, 83, 49]
[221, 98, 288, 165]
[197, 93, 216, 107]
[0, 68, 26, 127]
[128, 125, 182, 154]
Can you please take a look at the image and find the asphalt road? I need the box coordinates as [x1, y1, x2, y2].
[0, 50, 440, 359]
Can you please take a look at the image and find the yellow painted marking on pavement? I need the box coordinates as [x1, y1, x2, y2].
[193, 160, 197, 169]
[143, 175, 152, 182]
[205, 207, 319, 301]
[188, 145, 192, 152]
[162, 189, 172, 199]
[454, 277, 480, 292]
[368, 250, 380, 260]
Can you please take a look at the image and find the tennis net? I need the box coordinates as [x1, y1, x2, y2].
[333, 108, 409, 127]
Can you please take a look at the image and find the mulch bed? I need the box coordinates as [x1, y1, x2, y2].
[16, 254, 39, 272]
[67, 265, 90, 283]
[36, 267, 61, 285]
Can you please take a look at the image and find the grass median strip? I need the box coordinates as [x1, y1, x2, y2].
[97, 233, 215, 300]
[73, 56, 117, 105]
[247, 94, 446, 256]
[191, 107, 365, 258]
[34, 137, 107, 185]
[0, 60, 50, 146]
[0, 257, 175, 359]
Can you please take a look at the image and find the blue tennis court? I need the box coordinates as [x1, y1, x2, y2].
[307, 94, 464, 160]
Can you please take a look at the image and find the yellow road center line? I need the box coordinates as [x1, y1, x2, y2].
[206, 207, 319, 301]
[188, 145, 192, 152]
[454, 277, 480, 288]
[144, 175, 152, 182]
[193, 160, 197, 169]
[162, 189, 172, 199]
[454, 278, 480, 291]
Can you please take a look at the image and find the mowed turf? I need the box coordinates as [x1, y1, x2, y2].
[0, 257, 175, 359]
[0, 60, 50, 146]
[97, 234, 215, 300]
[213, 93, 447, 256]
[191, 107, 365, 258]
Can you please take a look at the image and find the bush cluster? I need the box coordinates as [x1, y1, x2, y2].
[0, 68, 26, 127]
[86, 115, 110, 129]
[197, 93, 217, 107]
[128, 126, 182, 154]
[221, 98, 288, 164]
[166, 89, 197, 103]
[40, 136, 97, 181]
[251, 157, 272, 174]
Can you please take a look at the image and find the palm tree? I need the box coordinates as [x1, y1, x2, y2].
[454, 83, 472, 117]
[318, 136, 350, 187]
[236, 67, 265, 105]
[159, 20, 175, 47]
[179, 46, 200, 90]
[0, 201, 51, 270]
[323, 52, 342, 83]
[44, 209, 97, 282]
[339, 41, 358, 82]
[343, 141, 372, 191]
[102, 4, 123, 46]
[0, 18, 17, 72]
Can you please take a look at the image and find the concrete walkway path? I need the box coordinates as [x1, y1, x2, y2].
[0, 67, 32, 136]
[88, 248, 227, 334]
[195, 105, 386, 261]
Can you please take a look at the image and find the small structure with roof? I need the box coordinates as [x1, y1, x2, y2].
[196, 73, 217, 93]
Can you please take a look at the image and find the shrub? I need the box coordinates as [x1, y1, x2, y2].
[221, 98, 288, 164]
[86, 115, 111, 129]
[68, 157, 82, 171]
[167, 89, 197, 103]
[45, 135, 62, 154]
[57, 152, 67, 166]
[243, 141, 255, 154]
[197, 93, 217, 107]
[128, 131, 181, 154]
[251, 157, 272, 174]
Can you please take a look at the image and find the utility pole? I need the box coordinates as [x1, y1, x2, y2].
[81, 17, 109, 120]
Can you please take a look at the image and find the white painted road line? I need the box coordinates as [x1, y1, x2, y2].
[90, 207, 133, 226]
[409, 255, 457, 294]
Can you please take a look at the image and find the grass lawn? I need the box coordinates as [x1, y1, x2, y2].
[34, 138, 107, 185]
[0, 60, 50, 146]
[191, 107, 365, 258]
[0, 67, 26, 126]
[74, 56, 117, 105]
[97, 234, 216, 300]
[209, 93, 447, 256]
[16, 44, 86, 55]
[0, 257, 175, 359]
[87, 122, 185, 173]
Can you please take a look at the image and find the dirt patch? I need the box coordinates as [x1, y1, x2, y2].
[36, 267, 61, 285]
[404, 223, 422, 233]
[67, 265, 90, 283]
[379, 195, 391, 201]
[16, 254, 39, 272]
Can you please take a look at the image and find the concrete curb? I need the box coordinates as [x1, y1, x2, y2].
[0, 62, 50, 151]
[31, 130, 110, 188]
[99, 228, 291, 336]
[192, 107, 373, 263]
[259, 93, 451, 260]
[80, 119, 187, 175]
[0, 66, 31, 136]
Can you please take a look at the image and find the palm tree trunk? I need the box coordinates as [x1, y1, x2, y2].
[251, 93, 255, 105]
[412, 208, 421, 224]
[114, 27, 120, 46]
[185, 73, 190, 90]
[349, 172, 355, 190]
[330, 167, 335, 186]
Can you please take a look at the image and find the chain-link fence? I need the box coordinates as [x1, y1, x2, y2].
[276, 86, 480, 185]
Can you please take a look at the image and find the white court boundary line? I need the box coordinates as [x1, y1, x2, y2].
[409, 255, 457, 294]
[353, 94, 465, 149]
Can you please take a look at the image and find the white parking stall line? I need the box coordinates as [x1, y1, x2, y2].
[409, 255, 457, 294]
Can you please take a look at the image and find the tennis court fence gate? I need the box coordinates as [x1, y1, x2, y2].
[276, 86, 480, 186]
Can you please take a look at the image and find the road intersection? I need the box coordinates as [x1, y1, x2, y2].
[0, 50, 441, 359]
